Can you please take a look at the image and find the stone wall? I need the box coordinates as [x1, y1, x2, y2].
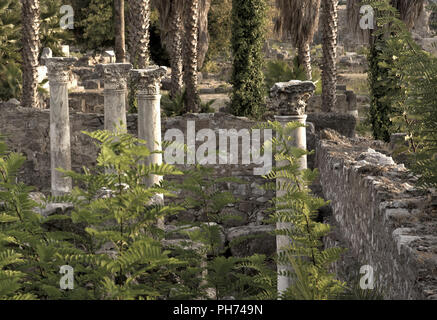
[316, 130, 437, 300]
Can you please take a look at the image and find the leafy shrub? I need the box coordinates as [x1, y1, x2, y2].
[264, 58, 306, 92]
[76, 0, 114, 50]
[259, 121, 346, 300]
[367, 0, 437, 188]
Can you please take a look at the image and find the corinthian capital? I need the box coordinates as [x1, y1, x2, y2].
[269, 80, 316, 116]
[44, 57, 77, 84]
[96, 63, 132, 90]
[130, 66, 167, 96]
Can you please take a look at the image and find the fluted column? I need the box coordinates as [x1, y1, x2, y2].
[130, 66, 167, 188]
[270, 80, 316, 295]
[46, 57, 77, 196]
[97, 63, 132, 133]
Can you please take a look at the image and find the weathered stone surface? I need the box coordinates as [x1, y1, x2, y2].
[131, 66, 167, 95]
[269, 80, 316, 116]
[35, 202, 74, 218]
[307, 113, 356, 138]
[226, 225, 275, 257]
[316, 131, 437, 300]
[83, 79, 100, 90]
[6, 98, 20, 106]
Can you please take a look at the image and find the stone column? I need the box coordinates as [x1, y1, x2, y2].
[45, 57, 77, 196]
[97, 63, 132, 133]
[130, 66, 167, 188]
[269, 80, 316, 295]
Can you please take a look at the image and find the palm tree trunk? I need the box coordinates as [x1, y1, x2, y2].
[321, 0, 338, 112]
[298, 42, 312, 80]
[20, 0, 40, 109]
[128, 0, 150, 68]
[169, 5, 183, 99]
[114, 0, 126, 63]
[197, 0, 212, 70]
[184, 0, 200, 112]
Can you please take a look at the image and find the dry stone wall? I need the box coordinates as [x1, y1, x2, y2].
[316, 130, 437, 300]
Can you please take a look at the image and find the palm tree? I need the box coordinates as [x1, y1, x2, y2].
[114, 0, 126, 63]
[275, 0, 321, 80]
[183, 0, 200, 112]
[154, 0, 211, 99]
[128, 0, 150, 68]
[321, 0, 338, 112]
[197, 0, 212, 69]
[153, 0, 184, 98]
[20, 0, 41, 108]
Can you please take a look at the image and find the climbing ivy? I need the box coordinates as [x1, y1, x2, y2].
[230, 0, 267, 119]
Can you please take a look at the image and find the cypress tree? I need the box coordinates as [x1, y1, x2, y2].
[230, 0, 267, 118]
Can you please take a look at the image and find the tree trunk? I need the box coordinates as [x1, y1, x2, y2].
[169, 5, 183, 99]
[197, 0, 212, 70]
[298, 42, 312, 80]
[20, 0, 41, 109]
[128, 0, 150, 68]
[183, 0, 200, 112]
[321, 0, 338, 112]
[114, 0, 126, 63]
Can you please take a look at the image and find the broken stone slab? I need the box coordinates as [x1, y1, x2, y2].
[41, 47, 53, 60]
[161, 239, 205, 252]
[5, 98, 20, 107]
[61, 45, 70, 57]
[226, 225, 275, 257]
[103, 50, 116, 64]
[34, 202, 74, 218]
[392, 228, 421, 256]
[356, 148, 395, 166]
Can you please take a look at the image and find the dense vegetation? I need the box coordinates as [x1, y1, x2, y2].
[0, 123, 351, 299]
[367, 0, 437, 187]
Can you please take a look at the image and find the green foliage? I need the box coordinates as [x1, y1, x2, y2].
[0, 130, 275, 300]
[168, 165, 276, 300]
[230, 0, 267, 119]
[263, 57, 307, 92]
[0, 0, 72, 101]
[364, 0, 402, 142]
[161, 91, 186, 117]
[39, 0, 74, 56]
[76, 0, 114, 49]
[367, 0, 437, 188]
[162, 92, 215, 117]
[0, 129, 189, 300]
[174, 165, 241, 224]
[0, 135, 81, 300]
[259, 121, 346, 300]
[0, 0, 21, 101]
[205, 0, 233, 64]
[205, 254, 276, 300]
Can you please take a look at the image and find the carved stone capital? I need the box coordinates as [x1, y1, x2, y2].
[269, 80, 315, 116]
[44, 57, 77, 84]
[96, 63, 132, 90]
[130, 66, 168, 96]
